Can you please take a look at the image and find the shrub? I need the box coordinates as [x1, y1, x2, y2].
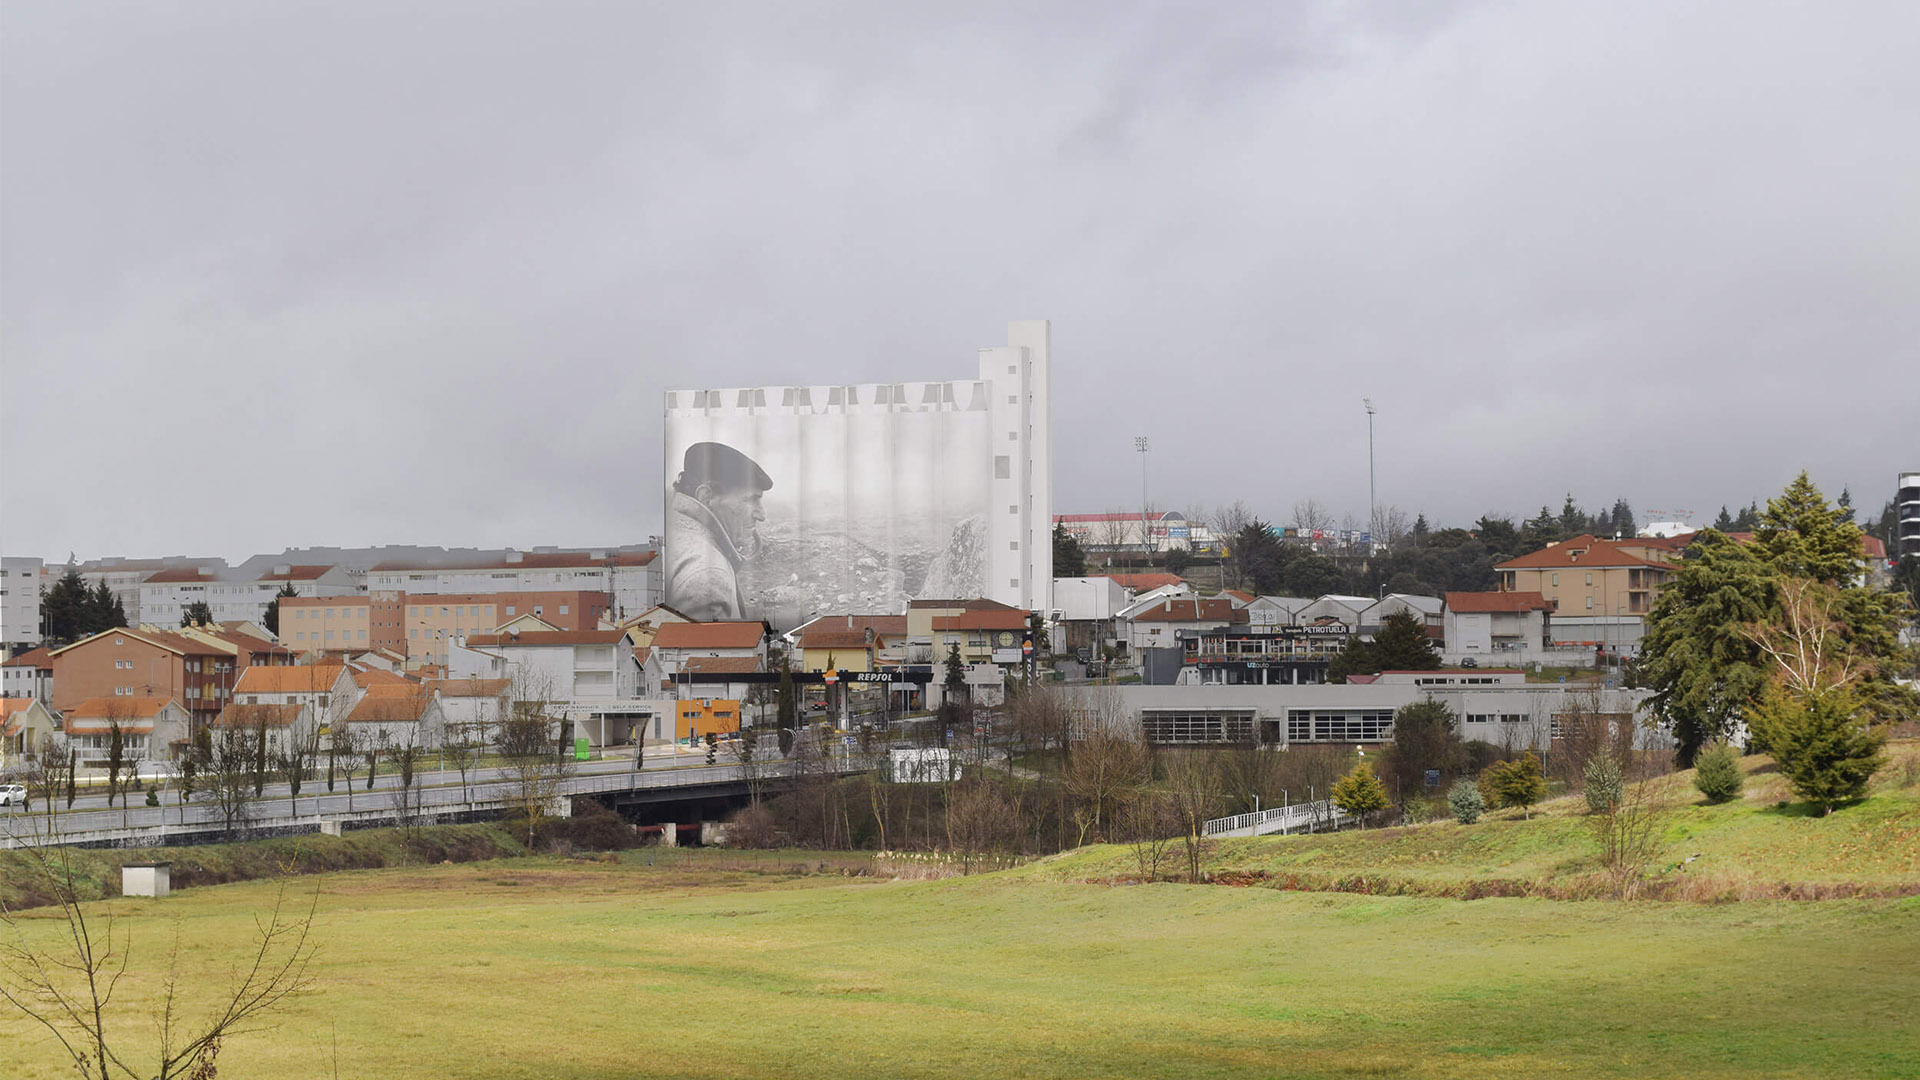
[1483, 753, 1547, 819]
[1447, 778, 1484, 824]
[1749, 688, 1886, 813]
[1330, 762, 1389, 827]
[1584, 755, 1624, 814]
[1692, 742, 1744, 804]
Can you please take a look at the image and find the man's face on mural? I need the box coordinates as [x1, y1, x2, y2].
[701, 484, 765, 553]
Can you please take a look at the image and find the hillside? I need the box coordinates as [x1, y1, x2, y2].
[1027, 741, 1920, 900]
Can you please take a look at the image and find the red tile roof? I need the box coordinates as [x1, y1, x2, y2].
[143, 567, 216, 583]
[800, 629, 877, 650]
[234, 665, 347, 694]
[651, 622, 767, 650]
[259, 565, 338, 581]
[48, 628, 227, 658]
[1445, 591, 1554, 614]
[352, 667, 414, 687]
[1495, 536, 1677, 571]
[209, 703, 309, 729]
[929, 610, 1030, 632]
[2, 646, 53, 669]
[1224, 589, 1256, 603]
[64, 697, 179, 731]
[346, 683, 434, 724]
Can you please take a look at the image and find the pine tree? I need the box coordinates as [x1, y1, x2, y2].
[264, 582, 298, 636]
[42, 568, 87, 645]
[1331, 761, 1388, 827]
[1484, 753, 1547, 818]
[1447, 777, 1484, 824]
[87, 579, 125, 634]
[1691, 742, 1744, 804]
[1749, 688, 1885, 814]
[1052, 524, 1087, 578]
[1713, 505, 1736, 531]
[182, 600, 214, 627]
[1638, 530, 1774, 763]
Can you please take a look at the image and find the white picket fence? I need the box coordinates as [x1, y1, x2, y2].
[1202, 798, 1350, 838]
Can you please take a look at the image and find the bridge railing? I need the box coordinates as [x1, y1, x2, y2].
[1202, 799, 1343, 837]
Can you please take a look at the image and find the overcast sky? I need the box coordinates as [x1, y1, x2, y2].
[4, 1, 1916, 563]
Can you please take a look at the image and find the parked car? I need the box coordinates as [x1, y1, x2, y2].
[0, 783, 28, 807]
[1459, 657, 1479, 668]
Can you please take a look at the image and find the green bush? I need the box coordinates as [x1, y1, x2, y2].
[1447, 778, 1484, 824]
[1482, 753, 1547, 819]
[1692, 742, 1744, 804]
[1583, 755, 1624, 814]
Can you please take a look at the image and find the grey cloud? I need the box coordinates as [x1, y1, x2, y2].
[3, 1, 1916, 562]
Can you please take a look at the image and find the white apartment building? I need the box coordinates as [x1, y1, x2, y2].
[2, 556, 44, 648]
[142, 564, 357, 628]
[451, 628, 652, 748]
[364, 549, 661, 622]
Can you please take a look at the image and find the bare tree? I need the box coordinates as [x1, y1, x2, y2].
[331, 726, 362, 813]
[498, 669, 571, 847]
[1208, 500, 1256, 587]
[1551, 687, 1639, 790]
[444, 722, 482, 806]
[1291, 498, 1334, 540]
[730, 726, 763, 804]
[202, 726, 261, 839]
[1369, 505, 1411, 553]
[1591, 756, 1676, 897]
[1, 835, 318, 1080]
[1119, 787, 1179, 882]
[277, 726, 318, 817]
[1063, 731, 1151, 846]
[945, 777, 1014, 874]
[388, 734, 426, 835]
[1164, 752, 1222, 881]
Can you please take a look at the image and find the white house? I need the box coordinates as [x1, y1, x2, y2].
[646, 621, 768, 683]
[1291, 595, 1374, 633]
[1443, 591, 1554, 658]
[1119, 596, 1245, 652]
[2, 646, 54, 703]
[231, 664, 359, 726]
[1, 697, 59, 768]
[207, 702, 318, 757]
[61, 697, 191, 768]
[453, 628, 651, 748]
[426, 678, 512, 744]
[1359, 594, 1445, 638]
[343, 683, 447, 748]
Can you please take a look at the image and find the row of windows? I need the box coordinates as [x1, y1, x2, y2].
[1286, 709, 1394, 743]
[1413, 676, 1500, 686]
[292, 630, 368, 642]
[1465, 713, 1530, 724]
[1141, 710, 1255, 744]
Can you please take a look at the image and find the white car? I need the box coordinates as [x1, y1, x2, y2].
[0, 783, 27, 807]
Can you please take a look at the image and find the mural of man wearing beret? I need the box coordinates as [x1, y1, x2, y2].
[665, 442, 772, 621]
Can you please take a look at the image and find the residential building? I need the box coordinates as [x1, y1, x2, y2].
[60, 697, 192, 768]
[2, 646, 54, 703]
[47, 628, 238, 731]
[1052, 576, 1132, 658]
[1119, 596, 1244, 653]
[363, 549, 660, 624]
[230, 664, 358, 729]
[1, 697, 60, 767]
[427, 678, 512, 744]
[1444, 591, 1554, 658]
[141, 564, 355, 628]
[173, 623, 298, 671]
[206, 703, 317, 757]
[343, 683, 447, 748]
[648, 621, 769, 682]
[279, 589, 613, 663]
[1901, 471, 1920, 559]
[1495, 535, 1679, 654]
[1358, 594, 1444, 639]
[796, 615, 906, 673]
[908, 598, 1030, 666]
[2, 555, 44, 648]
[67, 556, 225, 625]
[454, 628, 651, 747]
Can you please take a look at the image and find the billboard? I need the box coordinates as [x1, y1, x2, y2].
[664, 385, 994, 629]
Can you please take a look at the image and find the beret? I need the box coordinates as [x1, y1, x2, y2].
[680, 442, 772, 492]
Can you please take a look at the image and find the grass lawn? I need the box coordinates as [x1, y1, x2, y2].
[5, 853, 1918, 1079]
[1032, 744, 1920, 900]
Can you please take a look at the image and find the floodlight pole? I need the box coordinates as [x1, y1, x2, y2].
[1134, 436, 1151, 562]
[1363, 399, 1377, 553]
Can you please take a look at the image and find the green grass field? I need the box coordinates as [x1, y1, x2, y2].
[5, 853, 1918, 1079]
[6, 747, 1918, 1078]
[1035, 747, 1920, 899]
